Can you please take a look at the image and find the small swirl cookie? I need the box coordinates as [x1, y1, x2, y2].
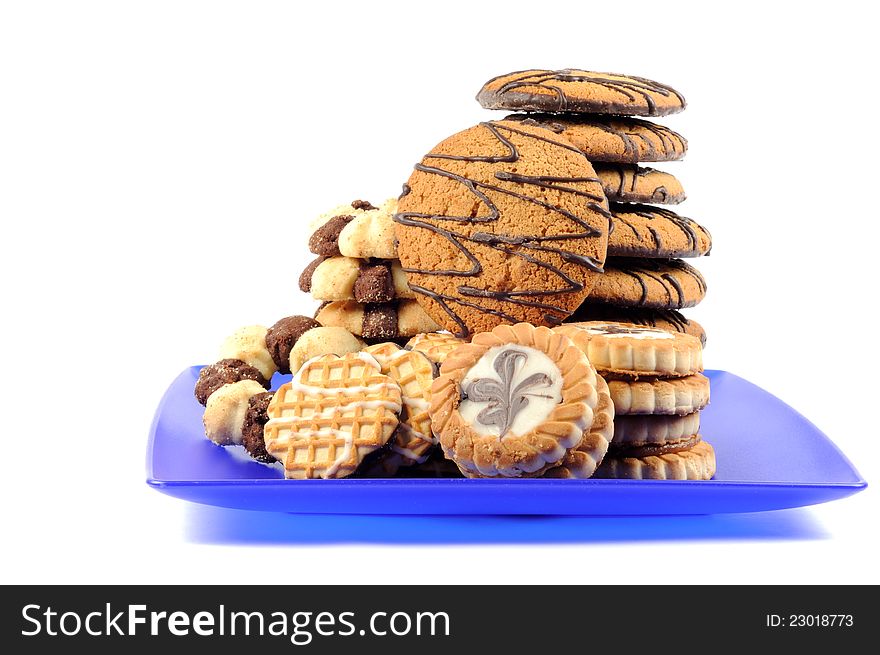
[241, 391, 276, 463]
[477, 69, 686, 117]
[309, 198, 398, 260]
[315, 300, 441, 340]
[286, 326, 365, 378]
[194, 359, 269, 406]
[608, 204, 711, 259]
[505, 115, 687, 163]
[607, 374, 710, 415]
[586, 258, 707, 310]
[566, 305, 706, 346]
[544, 375, 615, 479]
[219, 325, 277, 381]
[363, 342, 438, 470]
[264, 352, 402, 479]
[264, 315, 322, 374]
[405, 332, 468, 365]
[554, 321, 703, 378]
[594, 165, 686, 205]
[431, 323, 599, 478]
[300, 256, 414, 303]
[203, 379, 268, 446]
[594, 439, 716, 480]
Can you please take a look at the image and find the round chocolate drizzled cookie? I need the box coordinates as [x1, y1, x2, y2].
[394, 120, 610, 337]
[505, 114, 687, 163]
[477, 69, 686, 116]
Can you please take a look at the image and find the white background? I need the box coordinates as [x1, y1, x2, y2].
[2, 0, 878, 585]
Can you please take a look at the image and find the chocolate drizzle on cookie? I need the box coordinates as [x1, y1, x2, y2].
[479, 69, 686, 116]
[598, 258, 707, 308]
[609, 203, 712, 257]
[596, 165, 685, 204]
[394, 121, 610, 337]
[506, 115, 687, 163]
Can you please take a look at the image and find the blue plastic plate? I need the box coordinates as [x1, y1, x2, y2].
[147, 368, 865, 515]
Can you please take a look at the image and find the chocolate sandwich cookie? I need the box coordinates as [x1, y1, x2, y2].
[309, 198, 398, 260]
[595, 165, 686, 205]
[593, 439, 716, 480]
[566, 305, 706, 346]
[299, 256, 414, 303]
[315, 300, 441, 339]
[608, 204, 711, 258]
[477, 69, 686, 116]
[506, 115, 687, 163]
[585, 258, 707, 309]
[394, 119, 610, 337]
[611, 411, 701, 449]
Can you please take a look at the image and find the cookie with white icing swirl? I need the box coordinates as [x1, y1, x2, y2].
[430, 323, 599, 478]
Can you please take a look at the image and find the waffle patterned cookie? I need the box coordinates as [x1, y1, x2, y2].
[505, 115, 687, 163]
[363, 342, 437, 469]
[594, 439, 716, 480]
[555, 321, 703, 378]
[607, 373, 710, 415]
[264, 353, 402, 479]
[405, 332, 468, 364]
[477, 69, 686, 116]
[309, 199, 397, 260]
[300, 256, 414, 303]
[544, 375, 615, 479]
[611, 411, 700, 448]
[431, 323, 599, 478]
[315, 300, 441, 339]
[595, 165, 685, 205]
[585, 258, 707, 310]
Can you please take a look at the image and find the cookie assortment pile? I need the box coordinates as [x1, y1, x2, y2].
[191, 68, 716, 481]
[480, 70, 711, 344]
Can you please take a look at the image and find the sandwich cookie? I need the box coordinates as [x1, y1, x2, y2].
[565, 305, 706, 346]
[593, 439, 716, 480]
[553, 321, 703, 378]
[607, 373, 710, 415]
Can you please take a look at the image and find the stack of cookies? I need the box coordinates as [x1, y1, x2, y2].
[476, 69, 711, 345]
[300, 198, 442, 342]
[554, 321, 714, 479]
